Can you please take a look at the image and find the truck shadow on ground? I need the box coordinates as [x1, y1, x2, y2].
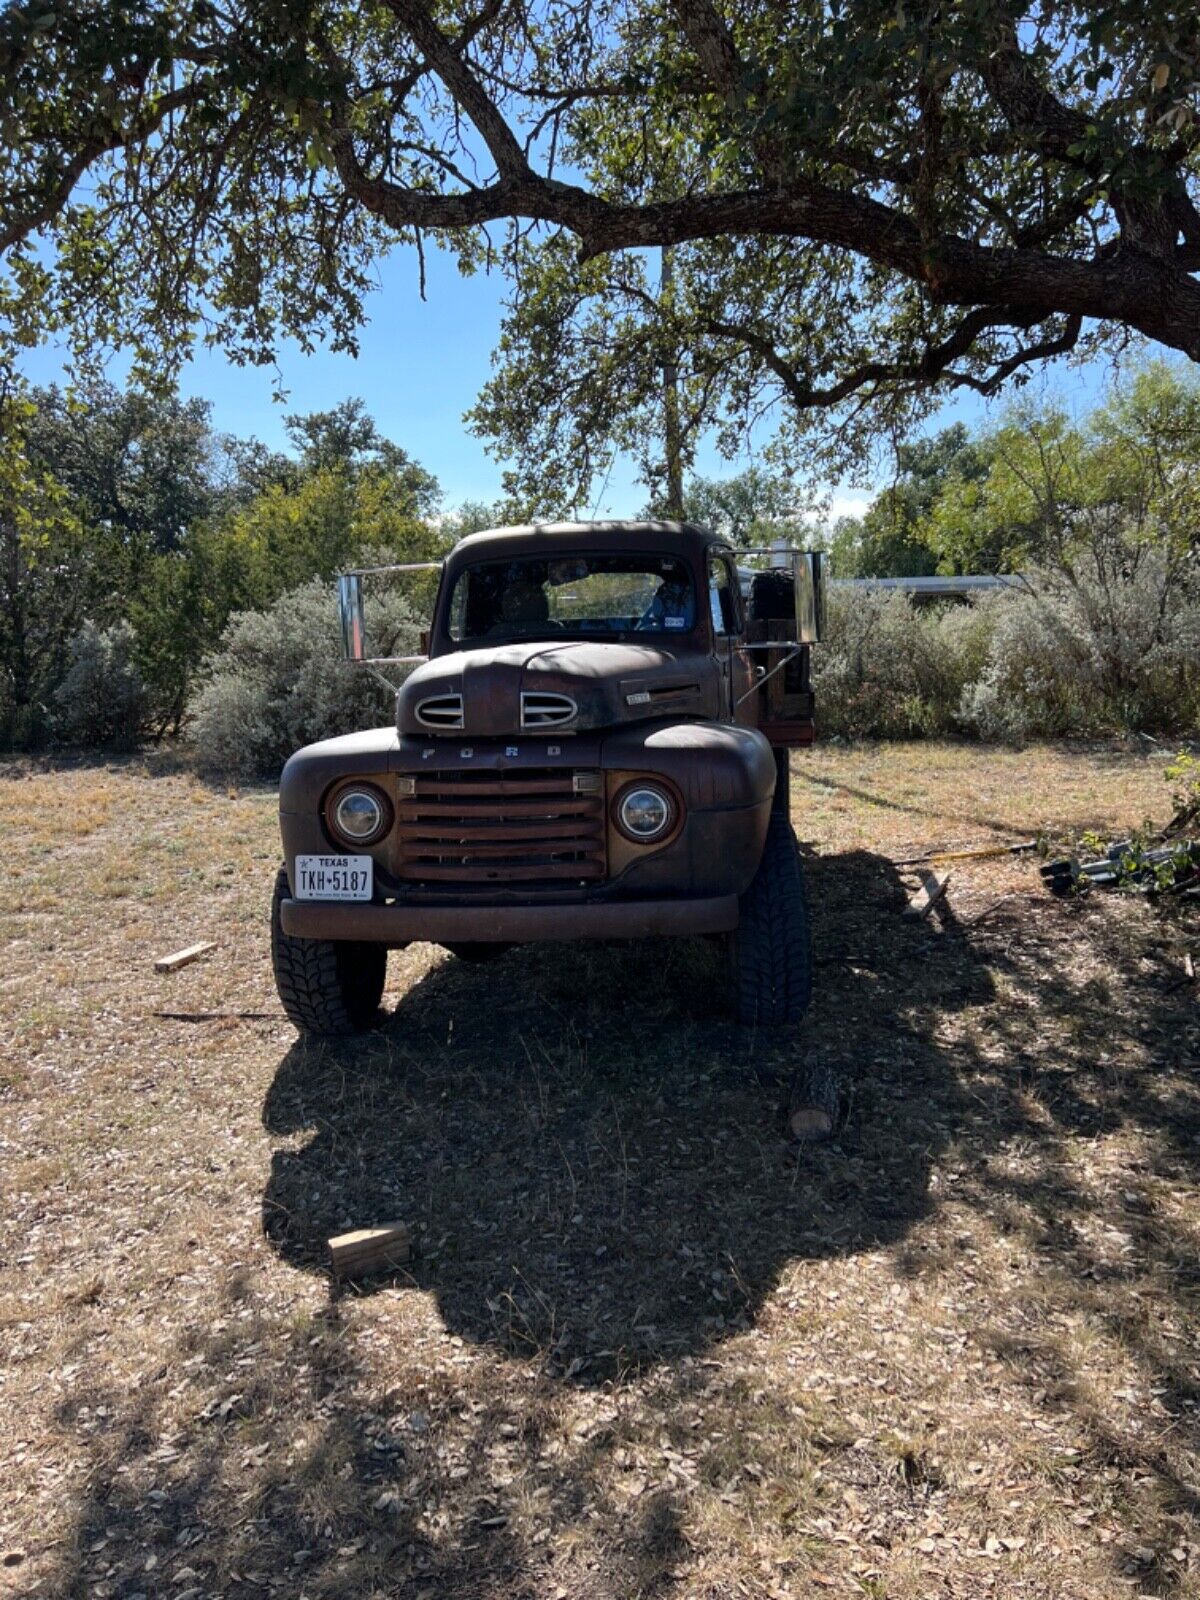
[261, 849, 997, 1380]
[42, 848, 1200, 1600]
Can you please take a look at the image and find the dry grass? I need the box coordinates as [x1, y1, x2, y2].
[1, 741, 1198, 1600]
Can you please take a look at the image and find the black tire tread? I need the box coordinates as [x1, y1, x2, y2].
[270, 865, 386, 1035]
[731, 807, 813, 1027]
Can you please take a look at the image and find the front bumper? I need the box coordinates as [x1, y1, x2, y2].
[279, 893, 739, 945]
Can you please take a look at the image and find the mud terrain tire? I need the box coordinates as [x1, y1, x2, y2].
[730, 807, 813, 1027]
[271, 865, 387, 1035]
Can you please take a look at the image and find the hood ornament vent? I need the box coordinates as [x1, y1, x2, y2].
[415, 691, 464, 730]
[520, 691, 577, 729]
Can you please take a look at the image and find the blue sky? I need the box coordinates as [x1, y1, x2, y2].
[19, 236, 1119, 525]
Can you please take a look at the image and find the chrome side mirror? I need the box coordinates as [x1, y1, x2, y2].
[337, 573, 366, 661]
[793, 550, 825, 644]
[336, 560, 443, 667]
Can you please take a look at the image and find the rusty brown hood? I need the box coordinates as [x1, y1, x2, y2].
[396, 639, 721, 739]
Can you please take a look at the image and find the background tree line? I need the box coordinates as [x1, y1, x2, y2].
[2, 359, 1196, 771]
[0, 386, 447, 749]
[695, 361, 1200, 742]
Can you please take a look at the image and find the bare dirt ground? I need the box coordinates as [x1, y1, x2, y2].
[2, 741, 1198, 1600]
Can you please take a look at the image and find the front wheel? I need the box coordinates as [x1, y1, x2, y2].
[271, 865, 387, 1035]
[729, 807, 813, 1027]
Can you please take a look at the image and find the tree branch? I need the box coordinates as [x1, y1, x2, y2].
[314, 128, 1200, 362]
[704, 306, 1083, 408]
[980, 22, 1189, 259]
[379, 0, 533, 183]
[981, 28, 1091, 166]
[669, 0, 787, 184]
[0, 81, 205, 256]
[5, 0, 1200, 386]
[955, 314, 1083, 395]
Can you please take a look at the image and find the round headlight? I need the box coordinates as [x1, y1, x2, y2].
[331, 786, 388, 845]
[616, 784, 675, 842]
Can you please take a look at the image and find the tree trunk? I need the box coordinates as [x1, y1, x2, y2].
[661, 247, 685, 519]
[0, 513, 33, 739]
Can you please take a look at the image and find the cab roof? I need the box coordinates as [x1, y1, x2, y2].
[449, 519, 722, 563]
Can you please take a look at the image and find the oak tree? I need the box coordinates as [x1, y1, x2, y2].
[2, 0, 1197, 463]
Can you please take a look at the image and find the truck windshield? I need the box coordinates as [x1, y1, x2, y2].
[447, 553, 696, 641]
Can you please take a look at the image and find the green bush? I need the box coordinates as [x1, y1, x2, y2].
[53, 622, 148, 749]
[814, 558, 1200, 743]
[813, 587, 991, 738]
[189, 579, 420, 781]
[962, 557, 1200, 740]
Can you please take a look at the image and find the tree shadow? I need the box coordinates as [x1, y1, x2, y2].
[0, 745, 279, 794]
[793, 761, 1034, 837]
[876, 883, 1200, 1594]
[260, 850, 996, 1381]
[36, 845, 1200, 1599]
[38, 849, 1003, 1600]
[793, 740, 1164, 840]
[43, 1283, 693, 1600]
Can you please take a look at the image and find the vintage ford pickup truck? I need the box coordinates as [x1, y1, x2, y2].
[271, 520, 824, 1034]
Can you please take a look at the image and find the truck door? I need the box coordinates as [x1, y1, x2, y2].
[707, 553, 755, 724]
[743, 558, 819, 747]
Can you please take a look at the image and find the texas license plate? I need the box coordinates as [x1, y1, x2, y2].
[294, 854, 374, 901]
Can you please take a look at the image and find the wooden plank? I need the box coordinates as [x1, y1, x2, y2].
[154, 941, 216, 973]
[328, 1222, 412, 1280]
[758, 717, 816, 746]
[1165, 951, 1196, 996]
[786, 1060, 838, 1144]
[903, 869, 951, 920]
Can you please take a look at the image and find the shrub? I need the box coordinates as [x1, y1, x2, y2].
[960, 587, 1100, 741]
[815, 556, 1200, 743]
[189, 578, 420, 781]
[962, 555, 1200, 740]
[53, 621, 148, 749]
[813, 587, 992, 738]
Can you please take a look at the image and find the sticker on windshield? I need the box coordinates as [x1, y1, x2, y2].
[664, 615, 686, 628]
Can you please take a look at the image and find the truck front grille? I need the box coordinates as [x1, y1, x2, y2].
[395, 768, 606, 885]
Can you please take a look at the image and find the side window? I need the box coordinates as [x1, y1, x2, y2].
[708, 556, 740, 637]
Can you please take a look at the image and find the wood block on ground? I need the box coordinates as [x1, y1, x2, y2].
[903, 869, 951, 920]
[154, 941, 216, 973]
[328, 1223, 412, 1279]
[786, 1060, 839, 1144]
[788, 1104, 836, 1141]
